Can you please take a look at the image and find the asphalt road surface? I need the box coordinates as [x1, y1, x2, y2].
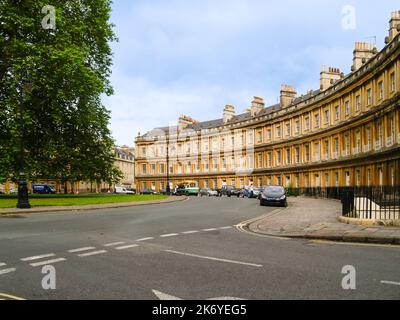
[0, 197, 399, 300]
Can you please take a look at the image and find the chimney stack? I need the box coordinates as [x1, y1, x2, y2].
[320, 66, 343, 91]
[352, 42, 377, 71]
[250, 96, 265, 116]
[178, 115, 198, 130]
[280, 85, 297, 109]
[387, 11, 400, 43]
[223, 104, 235, 123]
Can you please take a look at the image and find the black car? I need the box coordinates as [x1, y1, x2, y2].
[218, 186, 241, 197]
[260, 186, 288, 207]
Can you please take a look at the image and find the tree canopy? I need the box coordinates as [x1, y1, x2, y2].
[0, 0, 123, 188]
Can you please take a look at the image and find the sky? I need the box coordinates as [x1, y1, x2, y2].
[104, 0, 398, 146]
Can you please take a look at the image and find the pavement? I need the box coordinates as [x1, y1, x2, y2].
[247, 197, 400, 245]
[0, 196, 187, 215]
[0, 197, 399, 300]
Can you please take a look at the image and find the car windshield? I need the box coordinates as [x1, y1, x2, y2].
[264, 186, 284, 193]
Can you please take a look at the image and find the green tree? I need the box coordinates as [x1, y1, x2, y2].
[0, 0, 122, 190]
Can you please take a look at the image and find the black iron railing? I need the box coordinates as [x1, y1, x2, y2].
[289, 186, 400, 220]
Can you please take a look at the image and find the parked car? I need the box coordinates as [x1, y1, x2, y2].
[173, 182, 200, 196]
[199, 188, 219, 197]
[228, 187, 242, 197]
[32, 184, 57, 194]
[218, 187, 241, 197]
[126, 188, 136, 194]
[9, 188, 18, 195]
[115, 187, 135, 195]
[140, 188, 156, 195]
[260, 186, 288, 207]
[241, 187, 262, 198]
[173, 186, 186, 196]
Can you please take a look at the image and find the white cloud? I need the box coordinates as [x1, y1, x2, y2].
[106, 0, 396, 146]
[105, 71, 267, 145]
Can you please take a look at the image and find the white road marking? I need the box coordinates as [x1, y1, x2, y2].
[21, 253, 55, 261]
[78, 250, 107, 257]
[208, 297, 246, 300]
[381, 280, 400, 286]
[104, 242, 126, 247]
[0, 263, 6, 267]
[181, 230, 199, 234]
[152, 289, 246, 301]
[219, 226, 233, 230]
[30, 258, 66, 267]
[160, 233, 179, 238]
[68, 247, 96, 253]
[164, 250, 263, 268]
[203, 228, 218, 232]
[0, 268, 16, 275]
[136, 237, 154, 242]
[115, 244, 139, 250]
[152, 290, 183, 301]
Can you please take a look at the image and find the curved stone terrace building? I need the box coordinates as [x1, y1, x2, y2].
[135, 11, 400, 193]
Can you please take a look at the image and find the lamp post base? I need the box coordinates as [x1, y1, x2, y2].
[17, 178, 31, 209]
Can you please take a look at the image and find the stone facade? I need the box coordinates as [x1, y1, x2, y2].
[135, 12, 400, 193]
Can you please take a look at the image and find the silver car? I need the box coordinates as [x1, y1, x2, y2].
[199, 188, 219, 197]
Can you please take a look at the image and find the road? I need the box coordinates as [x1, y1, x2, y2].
[0, 197, 399, 300]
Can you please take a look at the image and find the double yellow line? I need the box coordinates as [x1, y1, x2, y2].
[0, 293, 25, 300]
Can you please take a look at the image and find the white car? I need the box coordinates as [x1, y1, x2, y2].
[114, 187, 134, 195]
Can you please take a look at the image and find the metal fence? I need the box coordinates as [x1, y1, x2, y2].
[289, 186, 400, 220]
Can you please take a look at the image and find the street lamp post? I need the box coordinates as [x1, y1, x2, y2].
[166, 131, 171, 195]
[17, 79, 33, 209]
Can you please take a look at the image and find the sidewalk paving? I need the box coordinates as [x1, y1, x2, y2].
[248, 197, 400, 245]
[0, 196, 187, 215]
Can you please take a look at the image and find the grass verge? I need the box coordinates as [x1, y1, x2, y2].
[0, 194, 168, 209]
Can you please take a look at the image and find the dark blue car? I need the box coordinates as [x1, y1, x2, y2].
[32, 184, 57, 194]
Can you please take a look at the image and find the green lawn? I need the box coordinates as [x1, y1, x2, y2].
[0, 194, 168, 209]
